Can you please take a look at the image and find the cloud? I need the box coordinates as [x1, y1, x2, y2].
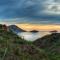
[0, 0, 43, 24]
[43, 0, 60, 15]
[0, 0, 60, 24]
[0, 0, 39, 18]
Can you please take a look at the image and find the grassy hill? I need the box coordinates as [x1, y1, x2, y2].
[0, 24, 48, 60]
[1, 24, 60, 60]
[33, 33, 60, 60]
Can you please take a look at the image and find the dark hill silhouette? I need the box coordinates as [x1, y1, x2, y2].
[33, 33, 60, 49]
[30, 30, 39, 33]
[8, 25, 26, 34]
[49, 30, 58, 33]
[33, 33, 60, 60]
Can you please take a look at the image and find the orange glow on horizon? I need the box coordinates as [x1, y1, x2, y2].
[16, 24, 60, 31]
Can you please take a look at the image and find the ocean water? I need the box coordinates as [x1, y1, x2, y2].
[17, 32, 50, 41]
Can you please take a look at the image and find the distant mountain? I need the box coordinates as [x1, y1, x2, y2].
[8, 25, 26, 34]
[30, 30, 39, 33]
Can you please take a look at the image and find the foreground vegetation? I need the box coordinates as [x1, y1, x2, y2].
[0, 24, 60, 60]
[34, 33, 60, 60]
[0, 26, 48, 60]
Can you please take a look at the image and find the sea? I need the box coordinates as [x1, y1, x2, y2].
[17, 31, 50, 41]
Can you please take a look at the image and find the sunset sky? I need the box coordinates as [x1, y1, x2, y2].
[16, 24, 60, 31]
[0, 0, 60, 31]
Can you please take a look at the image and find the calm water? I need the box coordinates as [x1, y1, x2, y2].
[17, 32, 50, 41]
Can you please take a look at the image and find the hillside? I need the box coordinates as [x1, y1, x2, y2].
[33, 33, 60, 60]
[1, 24, 60, 60]
[0, 24, 48, 60]
[8, 25, 26, 34]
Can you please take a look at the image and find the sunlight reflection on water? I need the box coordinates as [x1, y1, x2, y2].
[17, 32, 50, 41]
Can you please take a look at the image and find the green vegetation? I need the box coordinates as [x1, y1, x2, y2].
[0, 24, 48, 60]
[0, 24, 60, 60]
[34, 33, 60, 60]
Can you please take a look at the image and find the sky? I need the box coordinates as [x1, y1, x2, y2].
[16, 24, 60, 31]
[0, 0, 60, 24]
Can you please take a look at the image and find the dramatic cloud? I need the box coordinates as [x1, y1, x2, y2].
[43, 0, 60, 14]
[0, 0, 60, 24]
